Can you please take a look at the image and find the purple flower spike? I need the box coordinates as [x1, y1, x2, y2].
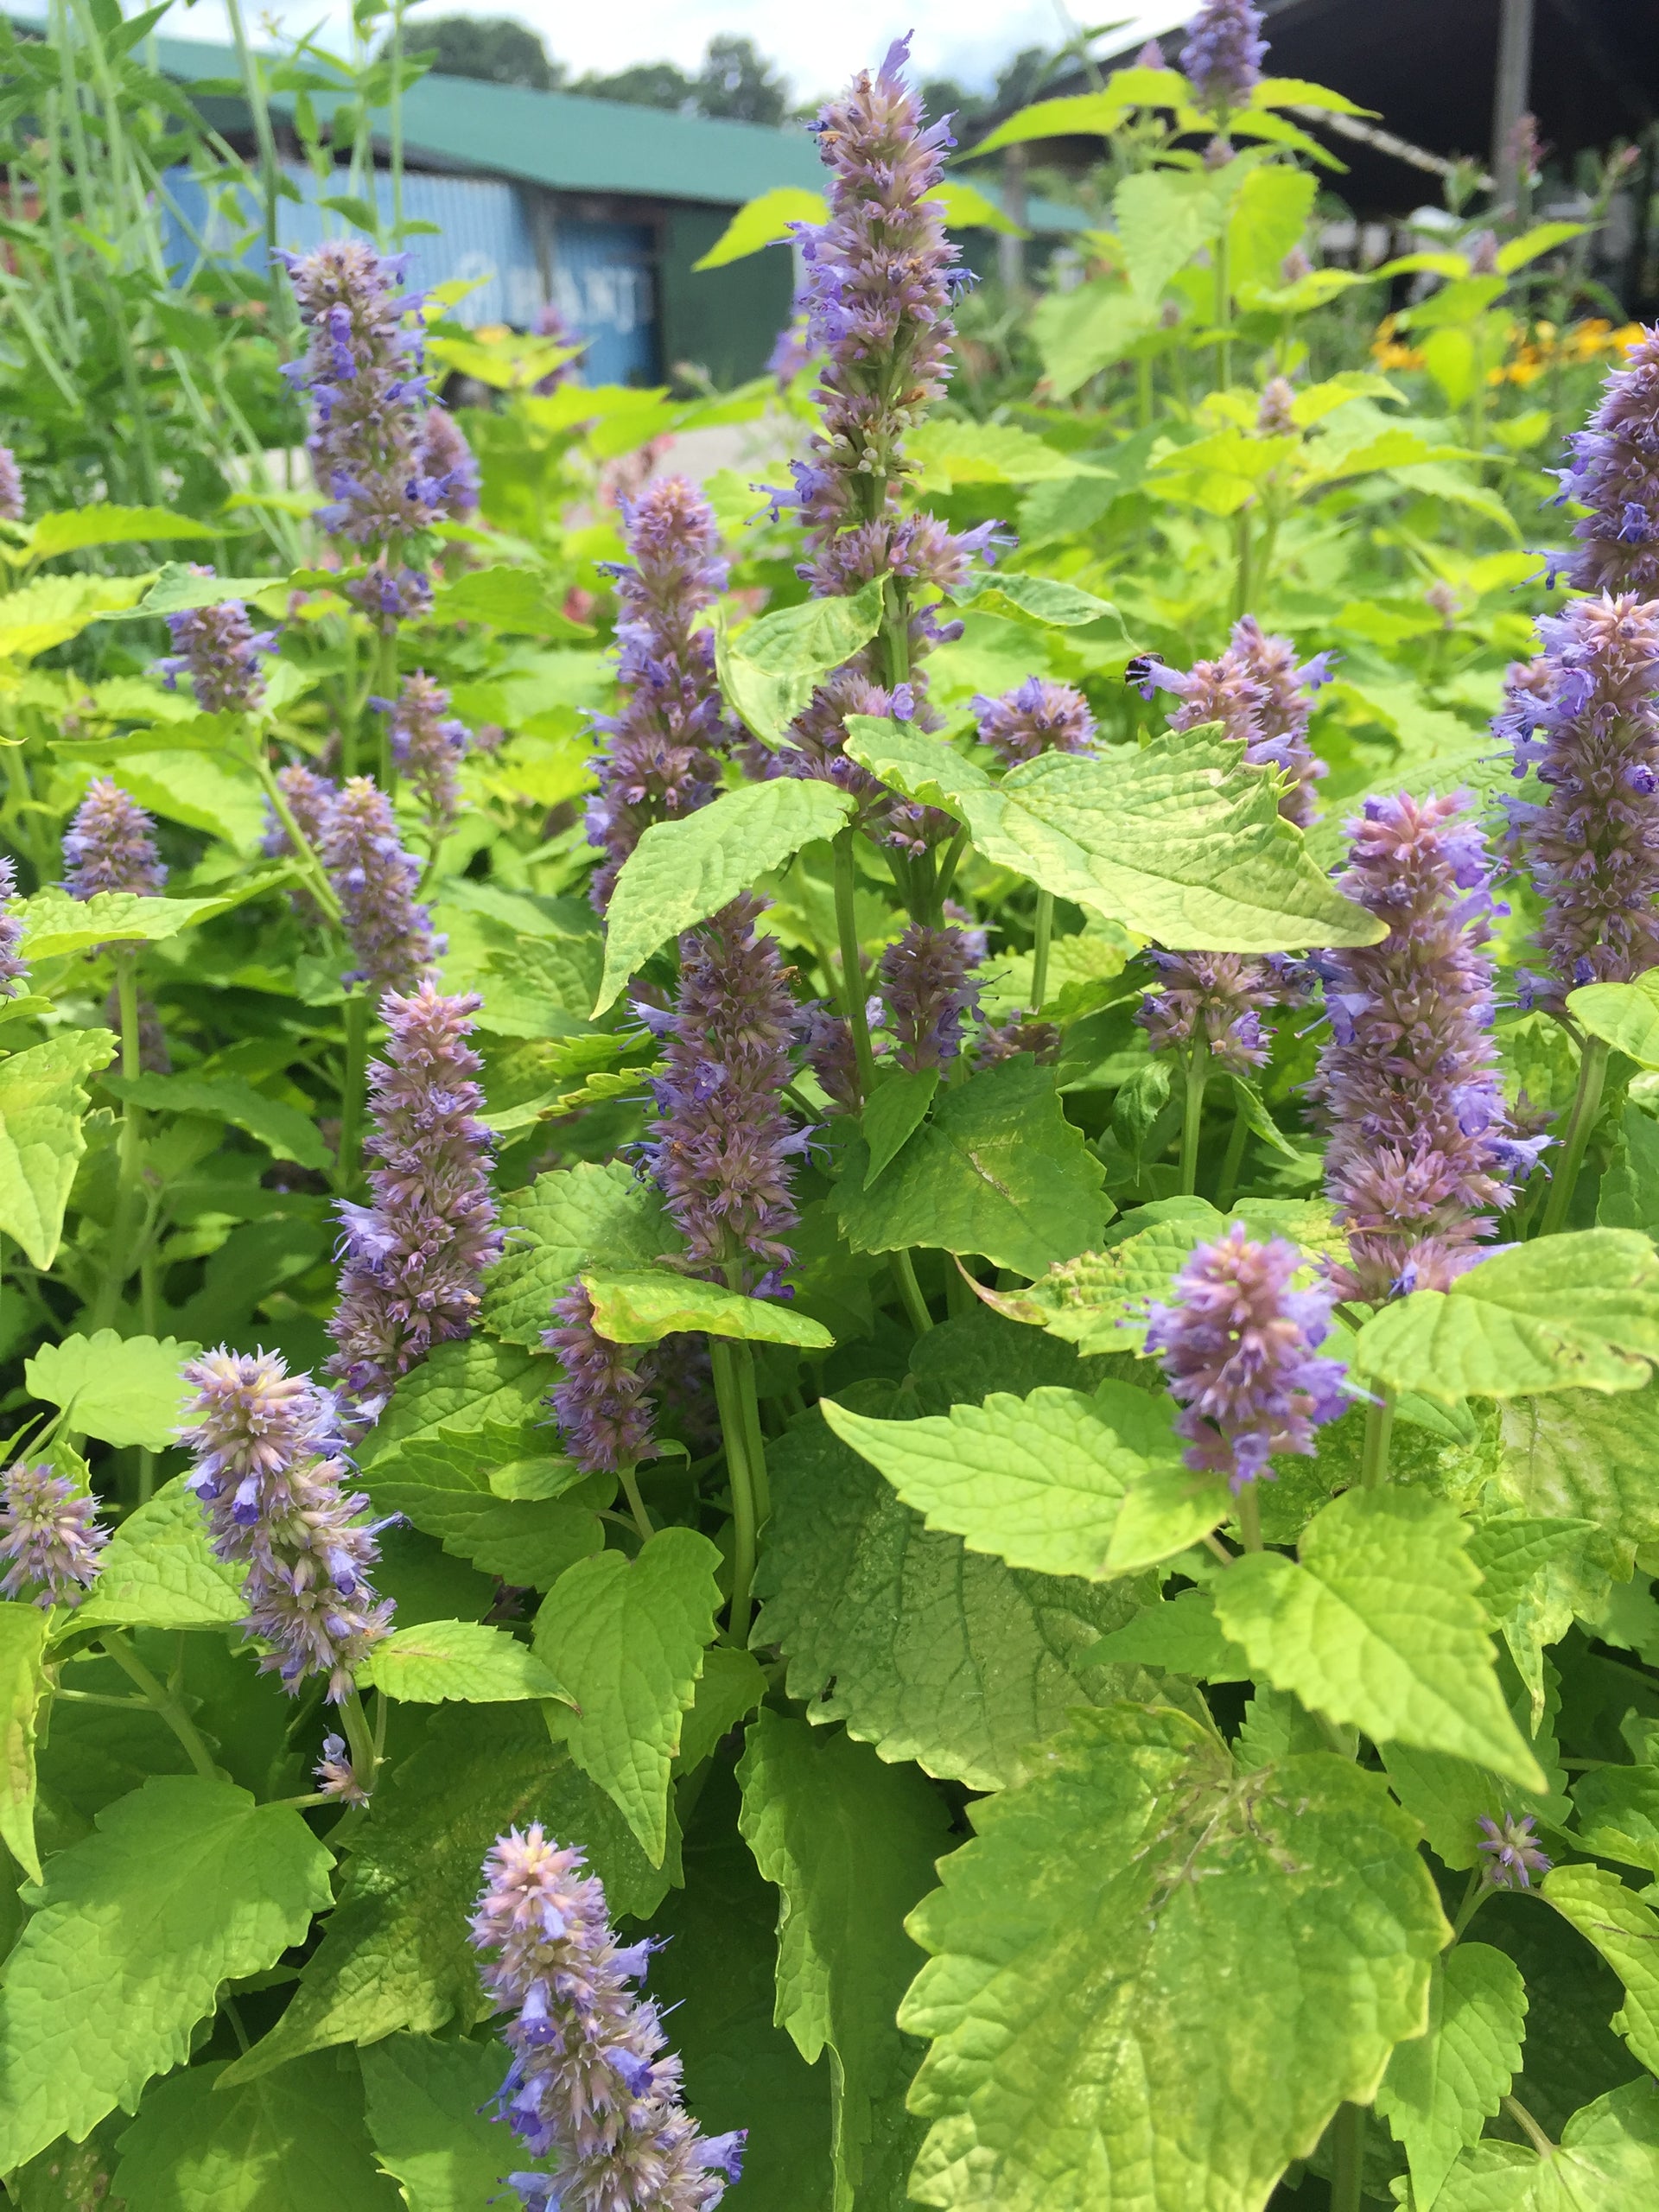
[386, 671, 469, 840]
[327, 982, 504, 1427]
[1146, 614, 1330, 830]
[1136, 949, 1308, 1073]
[1477, 1811, 1552, 1890]
[179, 1348, 393, 1700]
[0, 445, 25, 523]
[470, 1824, 745, 2210]
[879, 922, 980, 1071]
[0, 855, 28, 999]
[1500, 593, 1659, 996]
[587, 476, 735, 912]
[1180, 0, 1268, 116]
[62, 778, 166, 899]
[1312, 791, 1523, 1303]
[0, 1460, 107, 1607]
[544, 1281, 658, 1475]
[1556, 327, 1659, 596]
[321, 776, 440, 995]
[416, 404, 479, 521]
[972, 676, 1096, 767]
[1145, 1224, 1348, 1491]
[642, 896, 805, 1290]
[155, 571, 277, 715]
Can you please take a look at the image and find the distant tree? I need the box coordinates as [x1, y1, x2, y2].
[695, 36, 788, 126]
[919, 76, 988, 134]
[397, 14, 560, 90]
[569, 58, 695, 110]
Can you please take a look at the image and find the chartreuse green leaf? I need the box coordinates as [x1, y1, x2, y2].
[1375, 1944, 1528, 2208]
[0, 1601, 48, 1880]
[17, 871, 293, 961]
[737, 1711, 951, 2212]
[1092, 1587, 1250, 1681]
[595, 779, 857, 1013]
[482, 1158, 678, 1346]
[358, 1338, 551, 1471]
[1433, 2082, 1659, 2211]
[822, 1380, 1229, 1580]
[226, 1706, 671, 2083]
[1495, 1384, 1659, 1553]
[1353, 1231, 1659, 1403]
[428, 564, 593, 638]
[23, 504, 211, 562]
[1211, 1489, 1545, 1785]
[1544, 1863, 1659, 2075]
[861, 1065, 938, 1186]
[1573, 1763, 1659, 1877]
[359, 2036, 512, 2212]
[361, 1430, 602, 1592]
[100, 1072, 333, 1171]
[836, 1056, 1110, 1278]
[534, 1527, 724, 1865]
[111, 2054, 399, 2212]
[676, 1643, 767, 1774]
[901, 1703, 1447, 2212]
[713, 573, 887, 749]
[581, 1267, 834, 1350]
[843, 717, 1381, 950]
[68, 1474, 245, 1635]
[692, 183, 829, 269]
[0, 1777, 333, 2170]
[0, 1027, 117, 1268]
[25, 1329, 198, 1449]
[753, 1414, 1157, 1789]
[363, 1618, 572, 1705]
[1567, 969, 1659, 1065]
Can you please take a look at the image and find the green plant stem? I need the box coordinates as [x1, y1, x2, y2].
[618, 1463, 654, 1541]
[1449, 1867, 1492, 1941]
[709, 1339, 758, 1639]
[1028, 888, 1054, 1018]
[1179, 1046, 1210, 1198]
[1216, 1103, 1250, 1211]
[336, 992, 370, 1193]
[375, 630, 399, 789]
[1136, 350, 1154, 427]
[934, 825, 969, 907]
[1503, 2095, 1556, 2158]
[1236, 1487, 1262, 1551]
[1232, 505, 1252, 621]
[1329, 2101, 1365, 2212]
[1539, 1035, 1609, 1237]
[729, 1336, 771, 1529]
[92, 952, 146, 1331]
[253, 756, 343, 923]
[340, 1686, 379, 1798]
[1359, 1386, 1395, 1489]
[101, 1632, 218, 1780]
[1214, 225, 1232, 391]
[890, 1249, 934, 1335]
[833, 828, 879, 1099]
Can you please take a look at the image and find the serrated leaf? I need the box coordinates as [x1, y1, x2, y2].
[24, 504, 212, 563]
[359, 2036, 512, 2212]
[362, 1433, 603, 1592]
[901, 1704, 1448, 2212]
[582, 1267, 834, 1350]
[0, 1602, 48, 1880]
[0, 571, 151, 657]
[691, 183, 829, 270]
[753, 1413, 1155, 1789]
[1573, 1763, 1659, 1876]
[1092, 1587, 1250, 1680]
[822, 1379, 1226, 1580]
[1434, 2081, 1659, 2211]
[67, 1474, 245, 1635]
[595, 779, 857, 1013]
[225, 1706, 671, 2082]
[843, 717, 1382, 950]
[738, 1711, 950, 2212]
[836, 1055, 1109, 1278]
[363, 1618, 571, 1704]
[93, 565, 282, 623]
[534, 1527, 723, 1865]
[1354, 1230, 1659, 1403]
[111, 2053, 399, 2212]
[428, 564, 592, 639]
[359, 1338, 551, 1471]
[861, 1065, 938, 1186]
[1376, 1943, 1529, 2209]
[677, 1643, 767, 1774]
[482, 1158, 678, 1348]
[1545, 1863, 1659, 2075]
[0, 1776, 333, 2169]
[1211, 1488, 1544, 1784]
[18, 874, 291, 960]
[1567, 969, 1659, 1065]
[949, 572, 1121, 630]
[1495, 1386, 1659, 1553]
[101, 1073, 333, 1171]
[0, 1027, 118, 1268]
[1116, 165, 1231, 303]
[25, 1329, 199, 1449]
[715, 574, 887, 748]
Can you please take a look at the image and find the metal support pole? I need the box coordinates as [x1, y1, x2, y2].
[998, 145, 1027, 297]
[1491, 0, 1535, 211]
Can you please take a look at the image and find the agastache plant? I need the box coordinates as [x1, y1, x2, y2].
[0, 855, 28, 996]
[469, 1826, 745, 2211]
[877, 923, 980, 1071]
[0, 1460, 107, 1606]
[382, 671, 470, 842]
[320, 776, 440, 995]
[1554, 325, 1659, 595]
[1179, 0, 1268, 117]
[0, 442, 22, 522]
[155, 573, 276, 715]
[972, 677, 1096, 767]
[1143, 614, 1332, 829]
[62, 779, 166, 898]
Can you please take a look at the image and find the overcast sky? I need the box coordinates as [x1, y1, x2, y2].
[188, 0, 1193, 105]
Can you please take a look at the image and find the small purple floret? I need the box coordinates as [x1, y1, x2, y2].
[972, 677, 1096, 767]
[0, 1461, 107, 1607]
[1477, 1811, 1552, 1891]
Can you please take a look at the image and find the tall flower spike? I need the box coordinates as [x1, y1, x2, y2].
[1500, 593, 1659, 995]
[1554, 325, 1659, 596]
[587, 477, 734, 911]
[321, 776, 440, 995]
[1179, 0, 1268, 117]
[0, 1461, 107, 1607]
[282, 240, 457, 553]
[155, 571, 276, 715]
[384, 671, 469, 841]
[0, 855, 28, 999]
[972, 677, 1096, 767]
[642, 896, 808, 1292]
[1311, 791, 1534, 1302]
[62, 778, 167, 899]
[179, 1348, 393, 1698]
[328, 982, 503, 1427]
[1145, 1224, 1347, 1491]
[878, 922, 980, 1071]
[416, 404, 480, 521]
[0, 444, 24, 523]
[1143, 614, 1332, 829]
[469, 1825, 745, 2212]
[544, 1281, 658, 1475]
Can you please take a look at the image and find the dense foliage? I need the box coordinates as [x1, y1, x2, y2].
[3, 4, 1659, 2209]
